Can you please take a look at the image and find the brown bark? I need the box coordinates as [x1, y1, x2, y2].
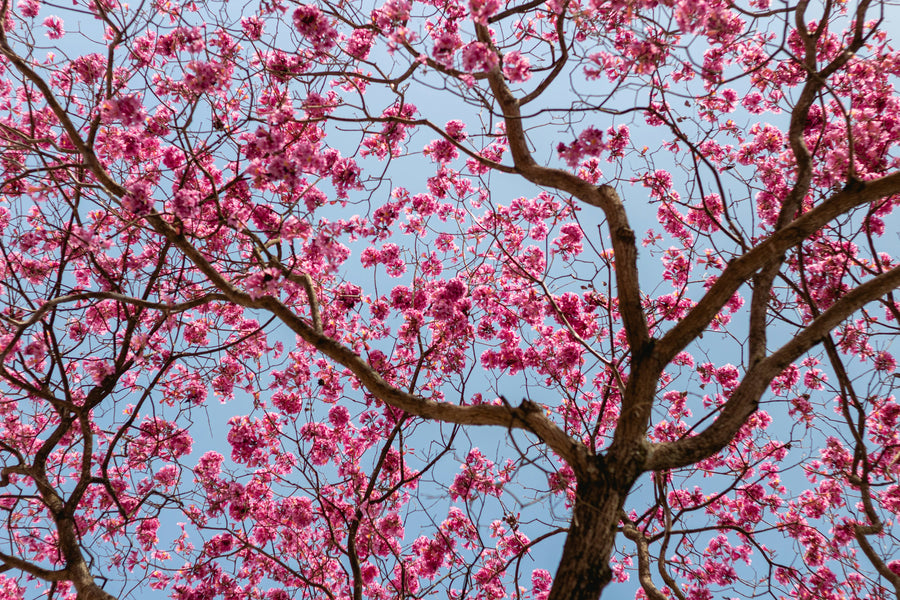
[546, 475, 624, 600]
[646, 264, 900, 472]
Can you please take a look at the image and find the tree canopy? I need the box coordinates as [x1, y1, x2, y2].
[1, 0, 900, 599]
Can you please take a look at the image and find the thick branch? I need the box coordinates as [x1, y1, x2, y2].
[622, 519, 668, 600]
[654, 171, 900, 367]
[747, 0, 871, 368]
[546, 474, 622, 600]
[0, 552, 69, 582]
[854, 524, 900, 597]
[262, 304, 593, 471]
[475, 25, 650, 358]
[646, 263, 900, 471]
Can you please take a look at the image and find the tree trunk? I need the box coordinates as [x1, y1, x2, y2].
[75, 583, 117, 600]
[547, 477, 625, 600]
[57, 515, 117, 600]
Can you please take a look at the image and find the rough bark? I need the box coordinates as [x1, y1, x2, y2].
[546, 473, 625, 600]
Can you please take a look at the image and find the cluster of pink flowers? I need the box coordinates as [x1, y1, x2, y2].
[292, 4, 338, 53]
[449, 449, 513, 501]
[361, 243, 406, 276]
[429, 277, 469, 321]
[361, 102, 418, 159]
[17, 0, 40, 17]
[468, 0, 500, 24]
[226, 414, 282, 466]
[243, 267, 282, 299]
[345, 28, 374, 59]
[432, 30, 463, 67]
[100, 95, 146, 127]
[461, 41, 499, 73]
[557, 124, 630, 167]
[42, 15, 64, 39]
[502, 51, 532, 83]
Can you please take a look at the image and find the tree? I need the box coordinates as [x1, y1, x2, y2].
[0, 0, 899, 598]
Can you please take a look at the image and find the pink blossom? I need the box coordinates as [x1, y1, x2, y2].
[241, 15, 264, 40]
[184, 60, 225, 94]
[874, 351, 896, 372]
[557, 124, 630, 167]
[17, 0, 40, 18]
[450, 448, 511, 500]
[502, 51, 532, 83]
[293, 4, 337, 52]
[183, 319, 209, 346]
[244, 267, 281, 299]
[432, 30, 462, 67]
[122, 178, 154, 215]
[360, 243, 406, 276]
[424, 138, 459, 163]
[361, 102, 417, 159]
[171, 188, 202, 218]
[43, 15, 64, 39]
[889, 560, 900, 576]
[346, 28, 374, 59]
[300, 422, 337, 465]
[413, 535, 452, 578]
[228, 415, 280, 466]
[263, 50, 309, 82]
[445, 120, 467, 141]
[271, 390, 302, 413]
[84, 359, 115, 384]
[469, 0, 500, 24]
[137, 518, 160, 551]
[531, 569, 552, 600]
[371, 0, 411, 29]
[803, 368, 826, 390]
[100, 95, 146, 127]
[72, 53, 106, 84]
[194, 452, 224, 484]
[328, 405, 350, 428]
[461, 42, 499, 73]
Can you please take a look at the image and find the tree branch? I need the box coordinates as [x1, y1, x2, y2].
[475, 25, 650, 358]
[0, 551, 70, 582]
[654, 171, 900, 368]
[622, 517, 669, 600]
[646, 263, 900, 471]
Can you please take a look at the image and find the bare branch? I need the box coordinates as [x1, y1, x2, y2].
[622, 517, 669, 600]
[0, 551, 70, 581]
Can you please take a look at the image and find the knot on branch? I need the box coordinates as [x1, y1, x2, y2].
[518, 398, 542, 414]
[597, 184, 617, 196]
[843, 175, 865, 193]
[616, 226, 635, 243]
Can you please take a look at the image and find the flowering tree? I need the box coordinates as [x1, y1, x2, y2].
[1, 0, 900, 598]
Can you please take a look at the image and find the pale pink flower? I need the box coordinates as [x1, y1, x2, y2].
[461, 42, 499, 73]
[43, 15, 64, 39]
[241, 15, 264, 40]
[502, 51, 532, 83]
[345, 28, 374, 59]
[17, 0, 40, 18]
[100, 95, 146, 127]
[469, 0, 500, 24]
[293, 4, 337, 52]
[874, 351, 897, 372]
